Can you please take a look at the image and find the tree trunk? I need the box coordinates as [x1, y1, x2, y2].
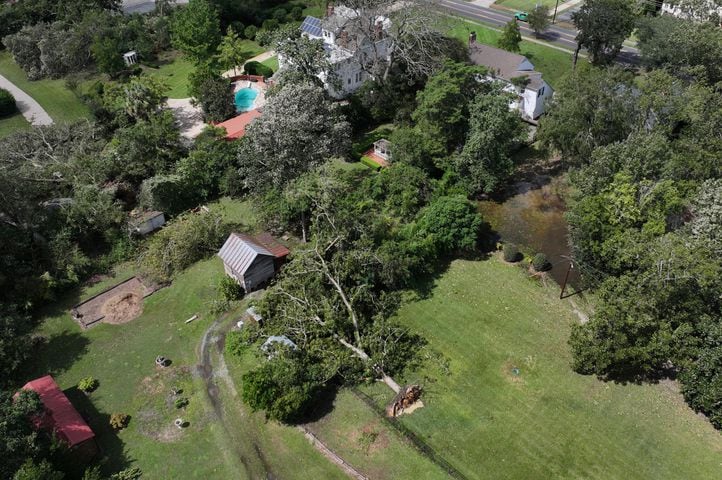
[572, 42, 582, 69]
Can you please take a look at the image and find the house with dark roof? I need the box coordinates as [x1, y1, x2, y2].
[285, 4, 391, 98]
[20, 375, 98, 459]
[217, 232, 290, 291]
[468, 32, 554, 121]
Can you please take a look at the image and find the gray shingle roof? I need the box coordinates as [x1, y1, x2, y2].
[218, 233, 273, 275]
[468, 42, 545, 90]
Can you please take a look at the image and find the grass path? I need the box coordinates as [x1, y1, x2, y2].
[359, 256, 722, 480]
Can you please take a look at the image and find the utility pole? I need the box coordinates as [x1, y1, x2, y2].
[552, 0, 560, 23]
[559, 261, 574, 299]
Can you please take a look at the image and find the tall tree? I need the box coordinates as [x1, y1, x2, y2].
[497, 19, 522, 52]
[572, 0, 636, 66]
[170, 0, 221, 62]
[527, 5, 551, 36]
[238, 82, 350, 193]
[456, 90, 525, 194]
[216, 26, 248, 75]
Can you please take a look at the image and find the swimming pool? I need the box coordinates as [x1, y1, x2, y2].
[235, 87, 258, 112]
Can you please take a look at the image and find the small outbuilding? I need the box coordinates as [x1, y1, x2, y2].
[373, 139, 392, 161]
[217, 232, 290, 291]
[19, 375, 98, 459]
[130, 211, 165, 235]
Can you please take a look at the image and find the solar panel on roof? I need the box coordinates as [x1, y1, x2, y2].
[301, 16, 323, 37]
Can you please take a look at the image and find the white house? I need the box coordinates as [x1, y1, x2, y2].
[287, 5, 392, 98]
[468, 33, 553, 122]
[660, 0, 722, 22]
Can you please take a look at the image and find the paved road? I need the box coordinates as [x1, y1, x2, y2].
[438, 0, 640, 65]
[0, 73, 53, 126]
[122, 0, 187, 14]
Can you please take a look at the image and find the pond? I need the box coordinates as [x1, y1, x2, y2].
[478, 174, 580, 289]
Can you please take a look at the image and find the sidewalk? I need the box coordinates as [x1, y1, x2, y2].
[0, 73, 52, 126]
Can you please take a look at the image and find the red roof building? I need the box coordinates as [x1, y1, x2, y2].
[21, 375, 96, 449]
[217, 109, 262, 140]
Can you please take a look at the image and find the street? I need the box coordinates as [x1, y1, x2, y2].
[438, 0, 640, 65]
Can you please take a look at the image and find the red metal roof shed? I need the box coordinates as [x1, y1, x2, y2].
[21, 375, 95, 447]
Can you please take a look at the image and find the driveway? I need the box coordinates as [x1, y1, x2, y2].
[0, 73, 52, 126]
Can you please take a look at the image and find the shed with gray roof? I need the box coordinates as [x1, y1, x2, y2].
[217, 232, 290, 291]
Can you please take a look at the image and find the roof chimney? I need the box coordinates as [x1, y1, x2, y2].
[469, 31, 477, 46]
[326, 3, 334, 17]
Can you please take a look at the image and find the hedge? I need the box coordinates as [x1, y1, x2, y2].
[244, 61, 274, 78]
[360, 155, 382, 171]
[0, 88, 17, 117]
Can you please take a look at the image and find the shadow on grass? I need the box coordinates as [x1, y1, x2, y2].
[24, 330, 90, 382]
[63, 386, 134, 477]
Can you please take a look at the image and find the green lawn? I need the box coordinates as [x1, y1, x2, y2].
[0, 111, 30, 139]
[146, 52, 196, 99]
[494, 0, 558, 12]
[443, 17, 575, 87]
[0, 52, 90, 124]
[261, 55, 280, 73]
[357, 257, 722, 479]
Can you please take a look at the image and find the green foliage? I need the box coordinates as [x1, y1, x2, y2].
[497, 19, 522, 52]
[91, 35, 125, 76]
[538, 65, 639, 164]
[217, 26, 250, 75]
[174, 397, 189, 409]
[360, 156, 382, 171]
[109, 412, 130, 430]
[531, 252, 551, 272]
[109, 467, 142, 480]
[636, 16, 722, 85]
[77, 376, 99, 392]
[572, 0, 636, 65]
[0, 389, 45, 478]
[412, 196, 482, 256]
[13, 459, 63, 480]
[218, 275, 244, 301]
[527, 5, 551, 35]
[243, 60, 273, 77]
[243, 25, 258, 40]
[412, 61, 488, 156]
[138, 174, 197, 216]
[225, 325, 259, 357]
[0, 308, 33, 387]
[0, 88, 18, 117]
[138, 211, 228, 282]
[503, 243, 521, 262]
[192, 73, 235, 122]
[241, 353, 323, 423]
[456, 90, 526, 194]
[170, 0, 221, 61]
[176, 130, 240, 200]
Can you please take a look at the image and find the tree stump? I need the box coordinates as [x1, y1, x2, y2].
[386, 384, 422, 417]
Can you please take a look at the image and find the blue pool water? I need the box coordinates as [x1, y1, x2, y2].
[235, 87, 258, 112]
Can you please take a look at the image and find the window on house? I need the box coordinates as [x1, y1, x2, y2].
[538, 86, 544, 97]
[347, 78, 351, 85]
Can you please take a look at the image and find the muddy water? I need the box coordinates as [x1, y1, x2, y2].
[478, 175, 580, 288]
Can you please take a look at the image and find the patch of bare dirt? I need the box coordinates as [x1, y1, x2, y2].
[501, 360, 525, 385]
[101, 292, 143, 324]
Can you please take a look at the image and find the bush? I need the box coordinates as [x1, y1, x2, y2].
[503, 243, 521, 262]
[218, 275, 244, 301]
[290, 6, 304, 21]
[244, 61, 273, 77]
[174, 397, 189, 409]
[110, 412, 130, 430]
[109, 467, 143, 480]
[0, 88, 17, 117]
[78, 376, 99, 393]
[226, 324, 260, 357]
[360, 156, 382, 171]
[261, 19, 280, 31]
[243, 25, 258, 40]
[272, 8, 287, 21]
[139, 174, 200, 216]
[532, 252, 551, 272]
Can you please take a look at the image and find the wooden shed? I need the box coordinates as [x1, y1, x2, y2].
[217, 232, 290, 291]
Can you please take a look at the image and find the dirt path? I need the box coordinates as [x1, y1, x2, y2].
[0, 73, 53, 125]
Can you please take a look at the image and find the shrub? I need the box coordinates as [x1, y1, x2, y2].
[532, 252, 552, 272]
[261, 19, 280, 31]
[226, 324, 260, 357]
[110, 412, 130, 430]
[78, 376, 99, 393]
[174, 397, 189, 409]
[0, 88, 17, 117]
[290, 6, 304, 21]
[503, 243, 521, 262]
[243, 25, 258, 40]
[272, 8, 287, 21]
[139, 174, 199, 216]
[244, 61, 273, 77]
[218, 275, 244, 301]
[109, 467, 143, 480]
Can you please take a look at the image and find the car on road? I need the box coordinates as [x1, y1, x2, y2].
[514, 11, 528, 22]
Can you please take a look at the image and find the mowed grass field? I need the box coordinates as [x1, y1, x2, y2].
[358, 257, 722, 480]
[493, 0, 558, 12]
[443, 17, 575, 87]
[0, 51, 90, 124]
[0, 111, 30, 139]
